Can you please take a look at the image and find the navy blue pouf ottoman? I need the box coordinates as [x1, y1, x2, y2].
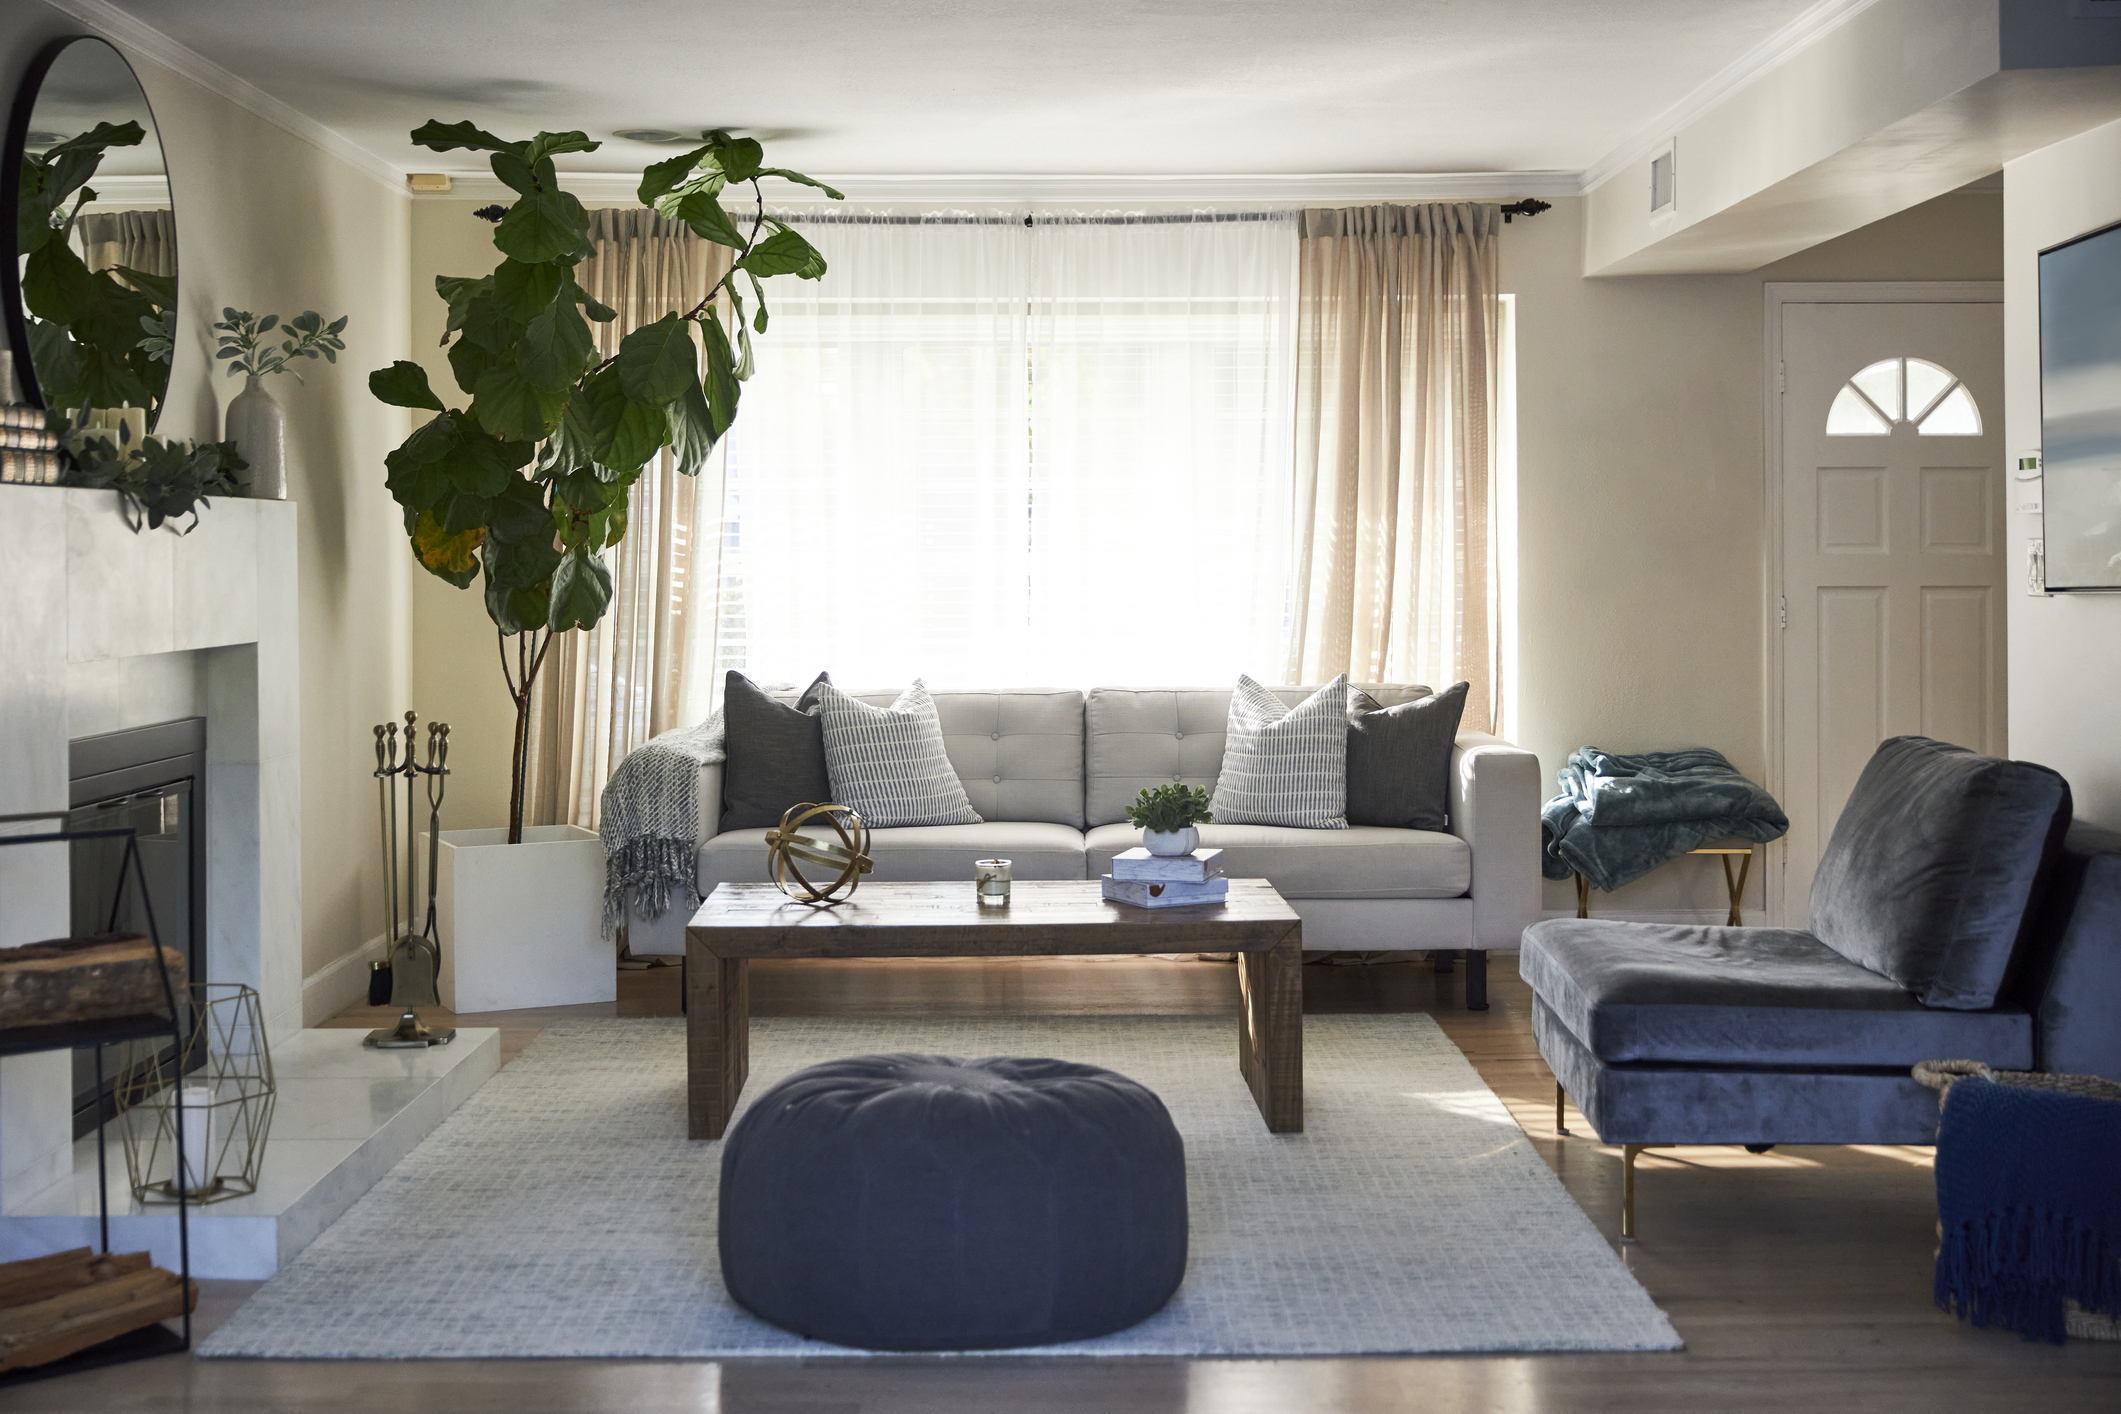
[718, 1052, 1188, 1350]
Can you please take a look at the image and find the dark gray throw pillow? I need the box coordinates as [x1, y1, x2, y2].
[720, 671, 832, 832]
[1345, 682, 1468, 831]
[1810, 735, 2071, 1010]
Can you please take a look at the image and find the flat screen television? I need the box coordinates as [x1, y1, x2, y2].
[2039, 217, 2121, 591]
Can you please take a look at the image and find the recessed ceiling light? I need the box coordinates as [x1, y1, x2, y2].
[615, 128, 710, 144]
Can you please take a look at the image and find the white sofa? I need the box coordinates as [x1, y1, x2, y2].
[626, 685, 1543, 1007]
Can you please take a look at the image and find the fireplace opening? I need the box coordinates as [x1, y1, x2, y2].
[67, 718, 207, 1138]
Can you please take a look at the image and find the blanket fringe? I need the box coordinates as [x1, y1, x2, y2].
[601, 837, 700, 941]
[1935, 1206, 2121, 1344]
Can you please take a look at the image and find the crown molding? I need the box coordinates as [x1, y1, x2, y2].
[425, 169, 1586, 207]
[1580, 0, 1886, 194]
[43, 0, 408, 196]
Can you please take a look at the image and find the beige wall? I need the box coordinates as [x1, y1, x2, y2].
[0, 5, 413, 1005]
[1507, 188, 2002, 921]
[2005, 118, 2121, 826]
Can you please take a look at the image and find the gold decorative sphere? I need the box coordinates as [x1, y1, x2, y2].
[763, 802, 873, 905]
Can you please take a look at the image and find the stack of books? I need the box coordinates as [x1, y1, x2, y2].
[1101, 846, 1228, 908]
[0, 408, 63, 486]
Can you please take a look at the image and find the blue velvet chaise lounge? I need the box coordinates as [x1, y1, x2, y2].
[1520, 735, 2121, 1238]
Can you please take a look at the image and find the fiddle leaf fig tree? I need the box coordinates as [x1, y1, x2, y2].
[369, 123, 841, 841]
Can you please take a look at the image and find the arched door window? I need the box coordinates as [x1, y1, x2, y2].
[1825, 357, 1981, 435]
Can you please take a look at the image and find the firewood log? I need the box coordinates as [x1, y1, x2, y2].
[0, 935, 186, 1029]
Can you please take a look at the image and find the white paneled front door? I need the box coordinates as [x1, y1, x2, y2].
[1778, 297, 2004, 925]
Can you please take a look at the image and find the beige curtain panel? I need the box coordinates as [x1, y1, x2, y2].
[78, 209, 178, 279]
[526, 208, 733, 830]
[1284, 203, 1502, 734]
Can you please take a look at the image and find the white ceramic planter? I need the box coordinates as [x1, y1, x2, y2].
[1143, 826, 1200, 857]
[431, 825, 614, 1013]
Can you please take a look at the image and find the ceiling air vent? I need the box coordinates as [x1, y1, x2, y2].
[1649, 142, 1677, 217]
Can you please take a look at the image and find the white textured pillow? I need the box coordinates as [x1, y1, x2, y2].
[1209, 674, 1351, 829]
[816, 679, 982, 829]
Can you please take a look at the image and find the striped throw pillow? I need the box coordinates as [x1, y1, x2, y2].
[1209, 675, 1351, 829]
[816, 680, 983, 829]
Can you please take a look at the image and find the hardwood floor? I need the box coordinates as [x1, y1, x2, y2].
[16, 956, 2116, 1412]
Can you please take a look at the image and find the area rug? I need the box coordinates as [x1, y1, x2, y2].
[199, 1014, 1681, 1358]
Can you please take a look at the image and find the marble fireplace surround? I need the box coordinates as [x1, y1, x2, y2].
[0, 486, 299, 1209]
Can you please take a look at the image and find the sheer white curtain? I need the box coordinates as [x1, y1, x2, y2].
[693, 209, 1298, 702]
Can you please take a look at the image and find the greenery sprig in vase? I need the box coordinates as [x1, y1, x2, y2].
[215, 308, 351, 500]
[1127, 784, 1214, 857]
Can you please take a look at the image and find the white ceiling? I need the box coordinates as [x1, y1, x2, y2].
[81, 0, 1825, 191]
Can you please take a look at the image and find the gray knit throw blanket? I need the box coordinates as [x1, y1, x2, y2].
[599, 712, 723, 939]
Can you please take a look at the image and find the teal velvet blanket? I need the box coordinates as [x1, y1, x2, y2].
[1540, 746, 1788, 892]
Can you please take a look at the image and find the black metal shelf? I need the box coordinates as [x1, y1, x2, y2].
[0, 812, 190, 1383]
[0, 1012, 179, 1060]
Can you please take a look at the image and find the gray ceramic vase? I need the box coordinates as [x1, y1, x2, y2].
[224, 373, 286, 498]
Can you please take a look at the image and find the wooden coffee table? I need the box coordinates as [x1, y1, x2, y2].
[684, 878, 1304, 1140]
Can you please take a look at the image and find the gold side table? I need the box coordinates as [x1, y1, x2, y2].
[1573, 846, 1754, 926]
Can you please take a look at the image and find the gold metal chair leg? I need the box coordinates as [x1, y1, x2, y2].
[1622, 1143, 1645, 1242]
[1722, 850, 1753, 927]
[1555, 1080, 1570, 1136]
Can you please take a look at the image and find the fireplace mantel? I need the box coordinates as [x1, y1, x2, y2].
[0, 486, 300, 1206]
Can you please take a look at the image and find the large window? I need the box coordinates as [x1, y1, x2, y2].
[697, 212, 1299, 696]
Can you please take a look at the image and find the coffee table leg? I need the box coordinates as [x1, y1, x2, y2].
[687, 950, 749, 1140]
[1238, 924, 1303, 1133]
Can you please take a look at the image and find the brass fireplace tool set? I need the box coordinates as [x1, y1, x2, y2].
[364, 711, 457, 1048]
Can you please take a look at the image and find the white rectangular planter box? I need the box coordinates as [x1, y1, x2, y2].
[432, 825, 614, 1013]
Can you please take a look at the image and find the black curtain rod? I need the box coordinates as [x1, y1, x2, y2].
[1499, 199, 1551, 224]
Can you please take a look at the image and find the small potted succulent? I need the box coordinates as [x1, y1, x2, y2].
[1126, 783, 1214, 857]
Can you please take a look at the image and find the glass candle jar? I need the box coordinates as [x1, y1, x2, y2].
[975, 858, 1012, 907]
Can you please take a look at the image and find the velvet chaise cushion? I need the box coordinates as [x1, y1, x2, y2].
[1345, 681, 1466, 831]
[719, 670, 833, 832]
[1810, 735, 2071, 1011]
[1518, 917, 2034, 1070]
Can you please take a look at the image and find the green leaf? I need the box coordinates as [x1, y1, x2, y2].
[409, 510, 484, 587]
[665, 376, 718, 476]
[735, 227, 826, 280]
[486, 475, 555, 545]
[410, 120, 518, 155]
[710, 135, 763, 183]
[746, 271, 769, 333]
[547, 546, 614, 632]
[435, 274, 490, 342]
[576, 290, 617, 323]
[525, 130, 600, 164]
[699, 309, 740, 436]
[488, 150, 553, 198]
[480, 539, 552, 633]
[111, 265, 177, 308]
[494, 188, 590, 265]
[637, 144, 713, 205]
[434, 486, 495, 533]
[383, 414, 460, 511]
[516, 286, 597, 389]
[672, 189, 744, 249]
[615, 312, 697, 405]
[369, 360, 447, 412]
[458, 281, 523, 355]
[757, 168, 845, 201]
[21, 241, 102, 325]
[472, 363, 566, 442]
[446, 336, 494, 397]
[492, 259, 564, 321]
[584, 371, 669, 472]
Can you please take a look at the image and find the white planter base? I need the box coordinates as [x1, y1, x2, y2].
[433, 826, 614, 1013]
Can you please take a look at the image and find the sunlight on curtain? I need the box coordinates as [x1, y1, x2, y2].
[693, 210, 1298, 701]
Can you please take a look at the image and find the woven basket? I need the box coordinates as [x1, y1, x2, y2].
[1915, 1059, 2121, 1341]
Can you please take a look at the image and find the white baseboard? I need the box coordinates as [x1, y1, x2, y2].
[302, 932, 390, 1027]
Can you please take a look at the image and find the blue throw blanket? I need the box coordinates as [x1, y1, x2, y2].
[1540, 746, 1788, 891]
[1935, 1077, 2121, 1343]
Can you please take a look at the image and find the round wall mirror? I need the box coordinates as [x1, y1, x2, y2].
[2, 35, 177, 430]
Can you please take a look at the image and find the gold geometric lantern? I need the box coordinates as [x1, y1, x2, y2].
[115, 983, 276, 1205]
[763, 802, 872, 905]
